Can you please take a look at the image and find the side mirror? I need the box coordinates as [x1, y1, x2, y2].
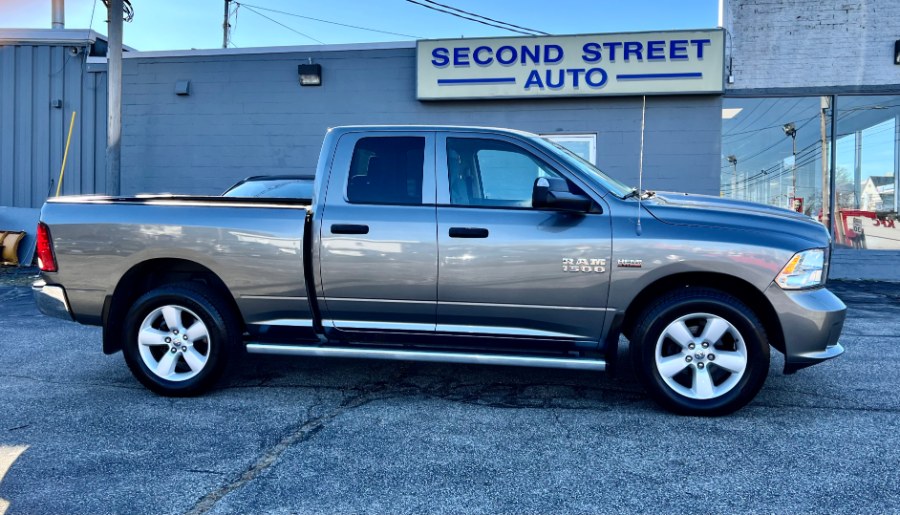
[532, 177, 593, 212]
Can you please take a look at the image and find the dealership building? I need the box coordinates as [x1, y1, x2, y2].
[1, 0, 899, 277]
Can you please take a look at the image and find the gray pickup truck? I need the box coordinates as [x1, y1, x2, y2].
[33, 126, 845, 415]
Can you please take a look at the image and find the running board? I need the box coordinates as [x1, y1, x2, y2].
[245, 343, 607, 371]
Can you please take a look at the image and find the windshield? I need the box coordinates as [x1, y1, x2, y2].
[223, 179, 314, 199]
[533, 137, 633, 198]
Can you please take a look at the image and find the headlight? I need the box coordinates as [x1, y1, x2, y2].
[776, 248, 825, 289]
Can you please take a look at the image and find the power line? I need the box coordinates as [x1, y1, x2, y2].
[88, 0, 99, 31]
[404, 0, 544, 36]
[101, 0, 134, 22]
[417, 0, 549, 35]
[722, 112, 821, 169]
[240, 4, 325, 45]
[235, 2, 422, 39]
[723, 114, 819, 139]
[724, 120, 900, 193]
[722, 99, 769, 136]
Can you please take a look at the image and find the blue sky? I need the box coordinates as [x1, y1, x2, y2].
[1, 0, 719, 50]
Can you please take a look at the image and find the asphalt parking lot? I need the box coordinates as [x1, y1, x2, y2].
[1, 267, 899, 515]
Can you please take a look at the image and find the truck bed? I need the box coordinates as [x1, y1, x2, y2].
[41, 195, 313, 333]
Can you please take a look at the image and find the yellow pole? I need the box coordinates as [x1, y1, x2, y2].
[55, 111, 77, 197]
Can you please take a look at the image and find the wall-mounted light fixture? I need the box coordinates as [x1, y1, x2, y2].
[298, 63, 322, 86]
[895, 40, 900, 65]
[175, 80, 191, 96]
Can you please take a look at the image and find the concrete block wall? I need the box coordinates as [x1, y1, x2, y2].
[724, 0, 900, 91]
[120, 47, 722, 196]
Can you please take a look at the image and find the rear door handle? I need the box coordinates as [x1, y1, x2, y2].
[331, 224, 369, 235]
[449, 227, 489, 238]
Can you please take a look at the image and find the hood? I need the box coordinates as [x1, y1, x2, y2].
[641, 191, 830, 247]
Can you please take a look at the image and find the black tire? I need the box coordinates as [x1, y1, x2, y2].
[122, 282, 239, 396]
[630, 287, 770, 416]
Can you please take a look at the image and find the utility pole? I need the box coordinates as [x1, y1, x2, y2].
[223, 0, 232, 48]
[107, 0, 123, 196]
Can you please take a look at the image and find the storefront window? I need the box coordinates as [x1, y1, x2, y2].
[541, 134, 597, 163]
[833, 96, 899, 250]
[721, 96, 832, 219]
[721, 95, 900, 250]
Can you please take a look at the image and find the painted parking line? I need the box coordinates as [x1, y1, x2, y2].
[0, 446, 27, 515]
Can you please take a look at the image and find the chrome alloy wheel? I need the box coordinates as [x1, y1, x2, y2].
[137, 305, 211, 382]
[654, 313, 748, 400]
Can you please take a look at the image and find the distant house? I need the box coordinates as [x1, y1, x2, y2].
[861, 176, 896, 212]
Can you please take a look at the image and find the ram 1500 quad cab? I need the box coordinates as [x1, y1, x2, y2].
[33, 126, 846, 415]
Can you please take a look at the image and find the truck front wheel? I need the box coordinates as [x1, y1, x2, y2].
[630, 288, 770, 416]
[122, 283, 238, 396]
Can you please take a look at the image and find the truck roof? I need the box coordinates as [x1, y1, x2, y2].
[327, 125, 540, 138]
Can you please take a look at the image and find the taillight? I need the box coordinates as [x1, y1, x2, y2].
[37, 222, 58, 272]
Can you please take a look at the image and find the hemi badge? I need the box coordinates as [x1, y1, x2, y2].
[617, 259, 643, 268]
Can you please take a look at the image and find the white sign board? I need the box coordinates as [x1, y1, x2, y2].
[417, 29, 724, 100]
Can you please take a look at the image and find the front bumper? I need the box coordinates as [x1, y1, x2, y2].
[32, 279, 74, 322]
[764, 284, 846, 373]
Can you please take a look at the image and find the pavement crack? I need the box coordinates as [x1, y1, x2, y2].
[184, 368, 408, 515]
[184, 468, 228, 476]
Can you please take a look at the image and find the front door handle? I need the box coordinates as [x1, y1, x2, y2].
[331, 224, 369, 235]
[449, 227, 489, 238]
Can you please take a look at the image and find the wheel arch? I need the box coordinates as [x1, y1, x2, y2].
[619, 272, 785, 355]
[102, 258, 242, 354]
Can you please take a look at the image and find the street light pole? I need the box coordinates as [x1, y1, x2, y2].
[783, 123, 798, 211]
[792, 132, 797, 200]
[727, 155, 738, 199]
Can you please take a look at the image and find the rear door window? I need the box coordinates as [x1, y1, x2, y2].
[347, 137, 425, 205]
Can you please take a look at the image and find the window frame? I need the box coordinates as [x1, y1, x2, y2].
[469, 144, 563, 207]
[436, 132, 599, 212]
[341, 134, 432, 207]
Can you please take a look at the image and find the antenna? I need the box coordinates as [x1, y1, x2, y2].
[636, 95, 646, 236]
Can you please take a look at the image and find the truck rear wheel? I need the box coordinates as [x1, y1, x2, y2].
[122, 283, 238, 396]
[630, 288, 770, 416]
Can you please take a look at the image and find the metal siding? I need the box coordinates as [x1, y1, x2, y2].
[33, 45, 51, 206]
[119, 49, 722, 196]
[80, 62, 96, 195]
[0, 46, 14, 206]
[62, 47, 82, 197]
[0, 42, 102, 209]
[48, 46, 64, 202]
[13, 46, 32, 207]
[93, 71, 107, 194]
